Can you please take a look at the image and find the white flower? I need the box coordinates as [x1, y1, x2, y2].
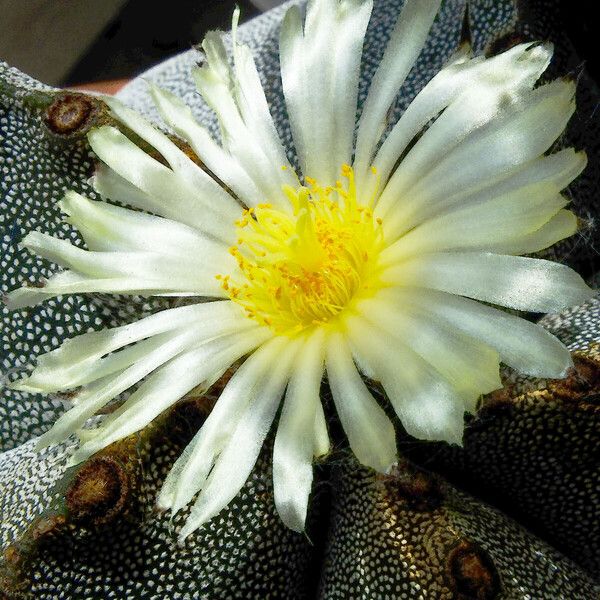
[6, 0, 593, 539]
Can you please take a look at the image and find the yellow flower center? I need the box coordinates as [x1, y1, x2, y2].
[218, 165, 384, 335]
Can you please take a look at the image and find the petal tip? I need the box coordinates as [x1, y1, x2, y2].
[35, 433, 54, 452]
[8, 378, 34, 392]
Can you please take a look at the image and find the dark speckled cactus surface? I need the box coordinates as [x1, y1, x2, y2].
[1, 0, 600, 598]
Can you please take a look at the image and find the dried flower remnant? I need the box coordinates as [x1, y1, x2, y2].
[43, 93, 101, 137]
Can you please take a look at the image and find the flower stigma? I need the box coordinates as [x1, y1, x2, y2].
[218, 165, 384, 334]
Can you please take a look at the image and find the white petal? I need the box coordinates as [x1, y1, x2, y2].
[88, 126, 236, 241]
[70, 327, 271, 464]
[9, 231, 228, 304]
[12, 301, 248, 393]
[273, 330, 325, 531]
[380, 182, 567, 263]
[382, 146, 585, 244]
[344, 316, 465, 445]
[313, 400, 330, 458]
[92, 164, 182, 222]
[30, 332, 183, 401]
[379, 79, 576, 240]
[60, 191, 230, 258]
[5, 267, 229, 310]
[149, 84, 261, 206]
[486, 209, 578, 255]
[158, 335, 284, 513]
[193, 67, 285, 207]
[36, 327, 211, 448]
[501, 147, 587, 192]
[362, 41, 552, 197]
[280, 0, 372, 184]
[381, 251, 593, 312]
[230, 15, 296, 184]
[21, 231, 221, 281]
[354, 0, 442, 180]
[326, 331, 397, 472]
[279, 6, 309, 175]
[103, 96, 241, 216]
[387, 288, 574, 378]
[327, 0, 373, 171]
[178, 335, 300, 540]
[356, 295, 501, 406]
[193, 22, 295, 208]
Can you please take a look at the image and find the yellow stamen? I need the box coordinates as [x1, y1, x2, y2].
[219, 166, 384, 334]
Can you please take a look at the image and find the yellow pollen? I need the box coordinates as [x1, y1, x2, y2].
[219, 166, 384, 334]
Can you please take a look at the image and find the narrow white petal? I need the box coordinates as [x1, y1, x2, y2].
[326, 332, 397, 472]
[29, 332, 180, 399]
[313, 400, 330, 458]
[158, 335, 284, 513]
[379, 79, 576, 240]
[344, 316, 465, 445]
[36, 326, 215, 448]
[103, 96, 241, 216]
[193, 67, 287, 207]
[387, 288, 574, 378]
[14, 232, 227, 300]
[61, 191, 230, 258]
[327, 0, 373, 171]
[363, 42, 552, 196]
[380, 146, 585, 244]
[280, 0, 372, 184]
[286, 0, 337, 183]
[193, 24, 295, 208]
[279, 6, 309, 176]
[356, 295, 501, 406]
[509, 147, 588, 192]
[485, 209, 578, 255]
[178, 336, 300, 539]
[354, 0, 442, 178]
[92, 164, 185, 223]
[380, 182, 567, 263]
[88, 126, 236, 241]
[12, 301, 248, 393]
[230, 19, 296, 185]
[70, 327, 271, 464]
[381, 251, 593, 312]
[149, 84, 261, 205]
[5, 269, 226, 310]
[21, 231, 220, 281]
[273, 330, 325, 531]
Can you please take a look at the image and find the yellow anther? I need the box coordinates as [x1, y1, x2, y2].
[218, 165, 383, 335]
